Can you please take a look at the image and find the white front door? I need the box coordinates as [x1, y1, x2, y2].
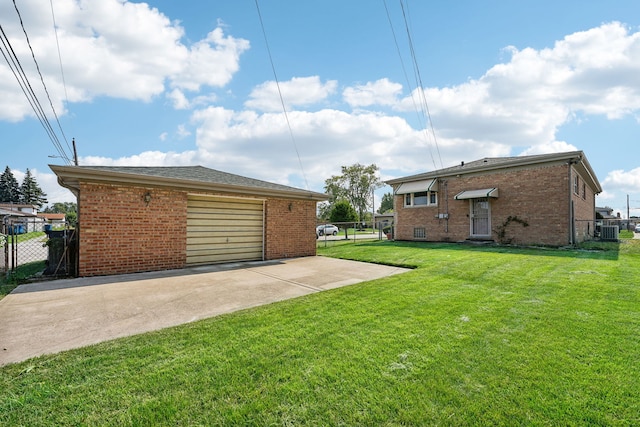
[470, 198, 490, 237]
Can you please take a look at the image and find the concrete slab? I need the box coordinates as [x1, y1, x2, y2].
[0, 256, 408, 366]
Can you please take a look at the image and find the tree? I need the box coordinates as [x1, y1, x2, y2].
[378, 192, 394, 214]
[324, 163, 382, 223]
[329, 199, 358, 239]
[43, 201, 77, 227]
[0, 166, 21, 203]
[20, 168, 48, 209]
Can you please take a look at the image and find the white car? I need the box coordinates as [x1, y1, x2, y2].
[316, 224, 339, 237]
[635, 224, 640, 233]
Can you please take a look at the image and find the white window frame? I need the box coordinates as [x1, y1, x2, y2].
[404, 191, 438, 207]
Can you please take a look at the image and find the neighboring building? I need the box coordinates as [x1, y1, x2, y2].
[386, 151, 602, 246]
[0, 203, 38, 215]
[51, 165, 328, 277]
[37, 213, 67, 226]
[0, 203, 44, 233]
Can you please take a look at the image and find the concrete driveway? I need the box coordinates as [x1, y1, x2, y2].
[0, 256, 409, 366]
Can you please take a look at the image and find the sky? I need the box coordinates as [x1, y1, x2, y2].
[1, 0, 640, 217]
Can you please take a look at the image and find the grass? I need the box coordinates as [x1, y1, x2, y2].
[1, 240, 639, 425]
[5, 231, 46, 244]
[0, 260, 46, 298]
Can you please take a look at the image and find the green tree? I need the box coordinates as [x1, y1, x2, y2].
[19, 168, 48, 209]
[378, 192, 394, 214]
[43, 202, 77, 227]
[330, 199, 358, 239]
[324, 163, 382, 223]
[0, 166, 21, 203]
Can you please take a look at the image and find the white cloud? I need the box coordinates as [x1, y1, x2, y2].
[0, 0, 249, 120]
[245, 76, 337, 112]
[167, 89, 190, 110]
[170, 28, 250, 91]
[602, 167, 640, 193]
[343, 78, 403, 107]
[390, 22, 640, 154]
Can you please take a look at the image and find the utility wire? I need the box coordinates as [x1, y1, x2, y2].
[254, 0, 309, 190]
[12, 0, 72, 161]
[0, 24, 71, 164]
[383, 0, 436, 170]
[398, 0, 444, 170]
[49, 0, 73, 154]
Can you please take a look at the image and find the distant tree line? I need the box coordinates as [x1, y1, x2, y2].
[0, 166, 47, 209]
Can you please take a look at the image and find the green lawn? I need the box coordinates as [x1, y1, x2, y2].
[1, 240, 639, 425]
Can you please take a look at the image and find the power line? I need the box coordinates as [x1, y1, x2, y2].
[383, 0, 437, 171]
[49, 0, 72, 153]
[396, 0, 444, 170]
[12, 0, 73, 161]
[0, 24, 71, 164]
[254, 0, 309, 190]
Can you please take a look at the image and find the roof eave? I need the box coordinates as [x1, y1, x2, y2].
[386, 151, 595, 185]
[50, 165, 328, 201]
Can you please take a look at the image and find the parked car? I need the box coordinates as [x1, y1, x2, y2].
[316, 224, 339, 237]
[635, 224, 640, 233]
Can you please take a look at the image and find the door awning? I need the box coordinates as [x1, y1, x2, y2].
[395, 179, 438, 194]
[454, 188, 499, 200]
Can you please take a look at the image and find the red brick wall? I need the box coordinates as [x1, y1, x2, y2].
[394, 162, 594, 246]
[572, 167, 597, 242]
[77, 183, 318, 276]
[78, 183, 187, 276]
[264, 198, 317, 259]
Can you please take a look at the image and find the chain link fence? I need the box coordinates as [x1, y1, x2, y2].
[315, 221, 391, 248]
[1, 215, 77, 281]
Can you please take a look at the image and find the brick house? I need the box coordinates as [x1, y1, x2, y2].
[386, 151, 602, 246]
[50, 165, 328, 277]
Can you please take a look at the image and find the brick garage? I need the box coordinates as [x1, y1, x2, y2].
[51, 165, 327, 277]
[386, 151, 602, 246]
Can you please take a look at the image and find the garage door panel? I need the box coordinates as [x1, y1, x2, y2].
[186, 235, 262, 245]
[186, 196, 264, 265]
[187, 218, 262, 228]
[187, 250, 263, 265]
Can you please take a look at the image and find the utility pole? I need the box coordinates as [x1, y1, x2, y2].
[72, 138, 78, 166]
[628, 194, 630, 230]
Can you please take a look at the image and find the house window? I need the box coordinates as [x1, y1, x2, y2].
[574, 175, 579, 195]
[404, 191, 438, 207]
[582, 182, 586, 200]
[414, 191, 428, 205]
[414, 227, 426, 238]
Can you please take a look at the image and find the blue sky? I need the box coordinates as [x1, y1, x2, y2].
[1, 0, 639, 216]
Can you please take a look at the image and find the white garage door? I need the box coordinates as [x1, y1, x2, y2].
[186, 195, 264, 265]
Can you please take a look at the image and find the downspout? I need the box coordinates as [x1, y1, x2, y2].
[567, 160, 575, 245]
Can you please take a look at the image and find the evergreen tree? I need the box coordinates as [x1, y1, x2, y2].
[377, 192, 394, 214]
[19, 168, 48, 209]
[0, 166, 21, 203]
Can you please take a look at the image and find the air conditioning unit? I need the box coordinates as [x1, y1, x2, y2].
[601, 225, 619, 241]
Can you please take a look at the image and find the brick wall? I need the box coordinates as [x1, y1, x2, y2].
[264, 198, 317, 259]
[394, 162, 593, 246]
[78, 183, 187, 276]
[77, 183, 318, 276]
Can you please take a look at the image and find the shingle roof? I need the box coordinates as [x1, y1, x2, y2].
[50, 165, 328, 201]
[386, 150, 602, 193]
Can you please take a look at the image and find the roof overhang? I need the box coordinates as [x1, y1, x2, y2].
[394, 178, 438, 194]
[454, 188, 499, 200]
[50, 165, 329, 202]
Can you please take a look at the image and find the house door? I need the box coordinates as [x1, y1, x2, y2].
[470, 198, 490, 237]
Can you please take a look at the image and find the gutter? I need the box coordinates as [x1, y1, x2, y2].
[50, 165, 329, 202]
